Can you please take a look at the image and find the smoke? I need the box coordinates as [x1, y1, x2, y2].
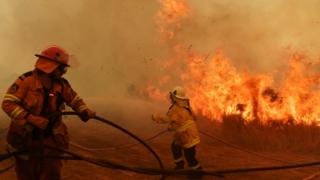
[183, 0, 320, 73]
[0, 0, 320, 109]
[0, 0, 162, 98]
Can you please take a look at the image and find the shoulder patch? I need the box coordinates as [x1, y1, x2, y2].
[19, 71, 32, 80]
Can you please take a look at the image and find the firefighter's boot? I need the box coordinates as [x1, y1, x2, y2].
[174, 161, 185, 170]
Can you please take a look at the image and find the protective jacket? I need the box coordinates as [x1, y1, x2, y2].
[154, 103, 200, 148]
[2, 69, 89, 149]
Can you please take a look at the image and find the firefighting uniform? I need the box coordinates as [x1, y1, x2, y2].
[154, 103, 201, 169]
[2, 70, 89, 180]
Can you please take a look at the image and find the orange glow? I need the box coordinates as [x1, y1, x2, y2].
[155, 0, 190, 41]
[143, 0, 320, 125]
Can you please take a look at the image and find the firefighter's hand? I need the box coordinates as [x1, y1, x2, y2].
[26, 114, 49, 130]
[152, 113, 164, 123]
[79, 109, 96, 122]
[167, 124, 174, 131]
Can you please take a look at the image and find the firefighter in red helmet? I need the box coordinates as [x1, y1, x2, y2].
[2, 45, 96, 180]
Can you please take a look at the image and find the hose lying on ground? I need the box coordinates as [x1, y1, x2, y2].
[44, 145, 223, 177]
[0, 162, 15, 174]
[6, 146, 320, 177]
[0, 149, 26, 175]
[63, 147, 320, 177]
[61, 111, 166, 179]
[2, 134, 320, 177]
[302, 172, 320, 180]
[199, 130, 293, 164]
[69, 122, 292, 165]
[0, 148, 223, 177]
[69, 130, 168, 151]
[1, 112, 320, 178]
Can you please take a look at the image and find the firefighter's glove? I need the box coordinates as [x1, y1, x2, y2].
[79, 109, 96, 122]
[26, 114, 49, 130]
[152, 113, 167, 123]
[167, 124, 174, 131]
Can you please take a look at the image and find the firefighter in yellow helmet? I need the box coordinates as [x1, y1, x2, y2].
[152, 86, 201, 170]
[1, 46, 96, 180]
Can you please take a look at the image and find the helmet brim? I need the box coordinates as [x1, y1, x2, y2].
[35, 54, 70, 67]
[174, 95, 189, 100]
[170, 92, 189, 100]
[35, 58, 59, 74]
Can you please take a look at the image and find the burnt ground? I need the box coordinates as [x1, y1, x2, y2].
[0, 98, 320, 180]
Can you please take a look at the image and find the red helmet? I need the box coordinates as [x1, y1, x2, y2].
[35, 46, 70, 74]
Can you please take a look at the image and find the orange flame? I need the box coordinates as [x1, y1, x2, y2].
[143, 0, 320, 125]
[155, 0, 190, 42]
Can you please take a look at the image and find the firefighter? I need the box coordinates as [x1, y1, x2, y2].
[1, 45, 96, 180]
[152, 86, 201, 171]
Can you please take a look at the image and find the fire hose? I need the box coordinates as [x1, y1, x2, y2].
[2, 147, 320, 177]
[302, 172, 320, 180]
[0, 112, 167, 179]
[69, 129, 168, 151]
[41, 149, 320, 177]
[1, 112, 320, 178]
[61, 111, 166, 179]
[69, 126, 291, 165]
[0, 111, 222, 178]
[0, 147, 223, 177]
[199, 130, 293, 164]
[0, 162, 15, 174]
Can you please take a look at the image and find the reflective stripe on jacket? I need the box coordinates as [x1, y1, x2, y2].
[1, 70, 88, 148]
[154, 103, 200, 148]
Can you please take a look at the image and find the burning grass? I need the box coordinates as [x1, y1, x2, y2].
[140, 0, 320, 155]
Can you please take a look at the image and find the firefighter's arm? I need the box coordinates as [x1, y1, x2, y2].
[1, 78, 49, 129]
[152, 106, 181, 124]
[2, 79, 29, 126]
[152, 113, 170, 124]
[61, 79, 96, 122]
[166, 108, 181, 131]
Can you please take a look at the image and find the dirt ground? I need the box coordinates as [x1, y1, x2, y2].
[0, 98, 320, 180]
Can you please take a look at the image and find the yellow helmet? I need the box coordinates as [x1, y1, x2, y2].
[170, 86, 189, 100]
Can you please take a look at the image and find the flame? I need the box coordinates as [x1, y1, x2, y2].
[186, 50, 320, 124]
[155, 0, 190, 42]
[142, 0, 320, 125]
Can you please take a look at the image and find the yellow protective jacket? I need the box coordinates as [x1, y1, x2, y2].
[154, 103, 200, 148]
[1, 70, 89, 149]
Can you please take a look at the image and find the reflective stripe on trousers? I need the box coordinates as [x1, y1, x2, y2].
[171, 141, 200, 168]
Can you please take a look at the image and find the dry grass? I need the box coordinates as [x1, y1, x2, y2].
[220, 114, 320, 153]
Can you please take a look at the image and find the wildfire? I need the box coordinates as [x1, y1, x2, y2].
[155, 0, 190, 41]
[182, 50, 320, 124]
[142, 0, 320, 125]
